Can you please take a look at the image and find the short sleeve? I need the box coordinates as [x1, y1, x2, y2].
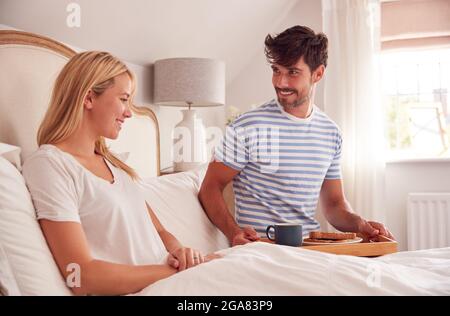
[213, 124, 249, 171]
[325, 132, 343, 180]
[22, 155, 80, 223]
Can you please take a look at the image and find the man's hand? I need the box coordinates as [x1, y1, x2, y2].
[357, 220, 396, 241]
[167, 247, 204, 271]
[231, 226, 260, 246]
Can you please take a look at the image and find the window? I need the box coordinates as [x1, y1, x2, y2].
[381, 48, 450, 160]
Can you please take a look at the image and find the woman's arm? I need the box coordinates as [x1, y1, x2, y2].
[146, 203, 183, 253]
[146, 203, 206, 271]
[39, 219, 177, 296]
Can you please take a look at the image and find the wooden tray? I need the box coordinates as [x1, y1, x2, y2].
[261, 235, 397, 257]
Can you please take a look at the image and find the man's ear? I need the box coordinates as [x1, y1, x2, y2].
[312, 65, 325, 83]
[84, 90, 94, 110]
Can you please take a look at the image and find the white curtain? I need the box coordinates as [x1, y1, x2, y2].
[322, 0, 386, 223]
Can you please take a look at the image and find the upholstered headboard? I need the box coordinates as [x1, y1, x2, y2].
[0, 30, 160, 177]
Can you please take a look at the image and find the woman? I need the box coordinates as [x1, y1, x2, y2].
[22, 51, 218, 295]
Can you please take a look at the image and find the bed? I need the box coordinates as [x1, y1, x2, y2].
[0, 30, 449, 296]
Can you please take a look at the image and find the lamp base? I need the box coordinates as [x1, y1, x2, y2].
[172, 109, 207, 172]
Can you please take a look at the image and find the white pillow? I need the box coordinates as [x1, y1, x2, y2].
[0, 156, 72, 296]
[138, 165, 229, 255]
[0, 243, 20, 295]
[0, 143, 22, 170]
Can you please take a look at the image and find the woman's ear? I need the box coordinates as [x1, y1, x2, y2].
[84, 90, 94, 110]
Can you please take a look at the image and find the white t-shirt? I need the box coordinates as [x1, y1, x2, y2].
[22, 144, 168, 265]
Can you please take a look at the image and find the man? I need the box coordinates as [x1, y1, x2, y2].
[198, 25, 395, 246]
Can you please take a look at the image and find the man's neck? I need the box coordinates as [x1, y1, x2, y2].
[283, 100, 313, 119]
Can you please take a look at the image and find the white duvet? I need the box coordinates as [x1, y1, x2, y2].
[136, 242, 450, 296]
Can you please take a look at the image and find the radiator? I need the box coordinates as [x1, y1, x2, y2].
[407, 193, 450, 251]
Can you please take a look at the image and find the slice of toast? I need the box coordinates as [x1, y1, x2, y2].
[309, 231, 356, 240]
[303, 238, 354, 243]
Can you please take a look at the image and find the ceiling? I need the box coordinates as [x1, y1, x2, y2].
[0, 0, 299, 84]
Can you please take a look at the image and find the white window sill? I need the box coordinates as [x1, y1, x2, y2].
[386, 157, 450, 164]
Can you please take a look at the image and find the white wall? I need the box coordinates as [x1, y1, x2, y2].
[226, 0, 324, 114]
[385, 160, 450, 251]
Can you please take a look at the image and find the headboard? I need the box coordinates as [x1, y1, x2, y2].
[0, 30, 160, 177]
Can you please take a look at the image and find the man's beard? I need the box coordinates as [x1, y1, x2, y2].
[276, 82, 313, 110]
[278, 92, 309, 109]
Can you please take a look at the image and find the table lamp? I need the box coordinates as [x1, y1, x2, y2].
[153, 57, 225, 172]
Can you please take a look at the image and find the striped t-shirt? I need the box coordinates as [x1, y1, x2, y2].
[214, 99, 342, 237]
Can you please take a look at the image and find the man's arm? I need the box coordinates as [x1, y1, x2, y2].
[198, 161, 259, 246]
[319, 179, 395, 240]
[319, 179, 362, 232]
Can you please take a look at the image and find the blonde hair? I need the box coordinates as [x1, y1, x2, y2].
[37, 51, 139, 179]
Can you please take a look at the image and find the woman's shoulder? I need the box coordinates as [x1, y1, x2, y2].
[22, 144, 73, 178]
[23, 144, 62, 164]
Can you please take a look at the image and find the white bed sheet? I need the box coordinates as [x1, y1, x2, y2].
[135, 242, 450, 296]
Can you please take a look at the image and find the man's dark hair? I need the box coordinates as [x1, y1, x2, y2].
[264, 25, 328, 72]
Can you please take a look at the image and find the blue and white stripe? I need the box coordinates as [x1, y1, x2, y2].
[214, 99, 342, 237]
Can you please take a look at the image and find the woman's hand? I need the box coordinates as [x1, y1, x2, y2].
[204, 253, 223, 262]
[167, 247, 205, 271]
[167, 248, 223, 271]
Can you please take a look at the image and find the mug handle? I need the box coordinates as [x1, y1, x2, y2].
[266, 225, 275, 241]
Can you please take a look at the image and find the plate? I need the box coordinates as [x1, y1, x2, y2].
[302, 237, 363, 246]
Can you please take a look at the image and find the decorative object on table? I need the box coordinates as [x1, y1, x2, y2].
[153, 58, 225, 172]
[226, 105, 243, 125]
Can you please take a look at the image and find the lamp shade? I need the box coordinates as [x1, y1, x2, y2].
[153, 57, 225, 107]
